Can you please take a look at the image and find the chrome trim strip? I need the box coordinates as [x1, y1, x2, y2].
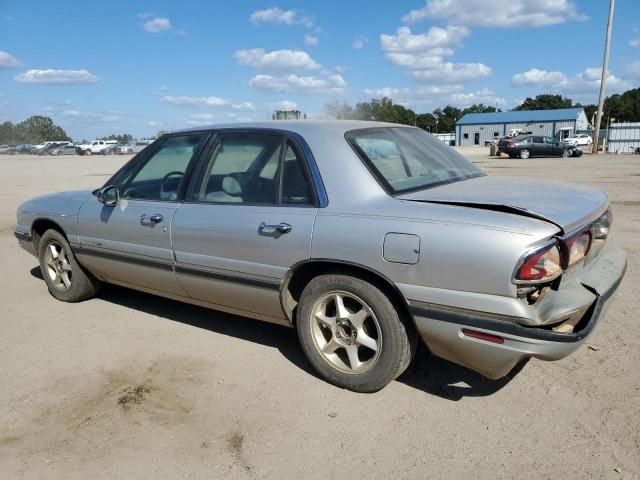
[174, 264, 280, 290]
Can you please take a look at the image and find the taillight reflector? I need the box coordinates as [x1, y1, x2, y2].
[462, 328, 505, 344]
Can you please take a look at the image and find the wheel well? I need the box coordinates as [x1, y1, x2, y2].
[282, 260, 414, 329]
[31, 219, 67, 252]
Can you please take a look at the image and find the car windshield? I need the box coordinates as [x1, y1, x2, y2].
[346, 127, 484, 194]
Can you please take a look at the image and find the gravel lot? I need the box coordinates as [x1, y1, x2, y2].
[1, 150, 638, 479]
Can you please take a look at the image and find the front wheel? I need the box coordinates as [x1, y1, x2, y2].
[296, 274, 415, 393]
[38, 229, 100, 302]
[561, 149, 572, 158]
[519, 149, 530, 159]
[84, 149, 92, 156]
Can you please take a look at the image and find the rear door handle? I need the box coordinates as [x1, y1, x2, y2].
[259, 222, 292, 234]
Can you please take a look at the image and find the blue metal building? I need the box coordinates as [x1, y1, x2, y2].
[455, 108, 589, 146]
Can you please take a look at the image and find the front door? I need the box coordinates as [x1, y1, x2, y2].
[75, 133, 207, 295]
[474, 132, 480, 145]
[172, 132, 318, 323]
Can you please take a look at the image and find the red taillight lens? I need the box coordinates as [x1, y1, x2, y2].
[515, 242, 562, 282]
[506, 141, 513, 147]
[566, 230, 592, 267]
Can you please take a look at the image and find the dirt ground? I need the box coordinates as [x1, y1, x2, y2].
[1, 150, 638, 479]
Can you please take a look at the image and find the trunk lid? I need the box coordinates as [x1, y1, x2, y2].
[398, 176, 608, 233]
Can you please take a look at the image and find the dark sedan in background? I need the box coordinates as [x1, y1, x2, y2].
[499, 135, 582, 159]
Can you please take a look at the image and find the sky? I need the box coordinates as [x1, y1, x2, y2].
[0, 0, 639, 140]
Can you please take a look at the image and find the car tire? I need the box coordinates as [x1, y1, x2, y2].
[38, 229, 100, 302]
[519, 149, 530, 159]
[296, 274, 415, 393]
[84, 149, 92, 156]
[562, 149, 572, 158]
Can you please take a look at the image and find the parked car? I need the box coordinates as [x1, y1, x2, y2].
[37, 142, 72, 155]
[76, 140, 117, 156]
[0, 144, 15, 154]
[101, 143, 123, 155]
[14, 121, 626, 392]
[6, 144, 33, 155]
[31, 141, 71, 154]
[50, 145, 78, 156]
[563, 134, 593, 146]
[499, 135, 582, 159]
[118, 140, 152, 154]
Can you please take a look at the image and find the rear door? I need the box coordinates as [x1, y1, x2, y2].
[76, 133, 208, 295]
[530, 136, 546, 156]
[171, 131, 319, 323]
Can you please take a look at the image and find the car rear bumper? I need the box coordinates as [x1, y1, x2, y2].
[409, 241, 627, 379]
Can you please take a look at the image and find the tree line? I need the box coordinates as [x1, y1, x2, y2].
[325, 87, 640, 132]
[0, 115, 137, 146]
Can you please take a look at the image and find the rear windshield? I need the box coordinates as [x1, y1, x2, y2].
[346, 127, 484, 194]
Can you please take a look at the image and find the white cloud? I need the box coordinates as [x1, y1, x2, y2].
[305, 34, 319, 46]
[148, 120, 159, 127]
[250, 7, 313, 27]
[448, 87, 506, 107]
[15, 69, 97, 85]
[46, 108, 121, 124]
[362, 85, 504, 109]
[380, 26, 470, 72]
[630, 38, 640, 48]
[273, 100, 298, 110]
[402, 0, 586, 28]
[249, 74, 346, 94]
[162, 95, 255, 111]
[234, 48, 320, 71]
[511, 68, 568, 87]
[0, 50, 20, 69]
[143, 17, 172, 32]
[410, 62, 491, 83]
[353, 39, 365, 49]
[188, 113, 215, 122]
[510, 66, 632, 99]
[162, 95, 227, 107]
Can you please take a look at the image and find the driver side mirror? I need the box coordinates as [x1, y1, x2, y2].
[96, 185, 119, 207]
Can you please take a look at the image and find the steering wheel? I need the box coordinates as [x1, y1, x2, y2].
[160, 171, 184, 200]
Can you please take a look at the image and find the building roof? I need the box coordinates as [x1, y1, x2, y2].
[456, 108, 583, 126]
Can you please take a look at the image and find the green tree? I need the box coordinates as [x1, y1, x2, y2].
[461, 104, 500, 115]
[604, 87, 640, 122]
[14, 116, 70, 144]
[0, 121, 17, 144]
[514, 94, 573, 111]
[324, 101, 355, 119]
[432, 106, 462, 133]
[416, 113, 436, 131]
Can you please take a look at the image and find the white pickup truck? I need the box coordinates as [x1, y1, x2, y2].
[75, 140, 117, 156]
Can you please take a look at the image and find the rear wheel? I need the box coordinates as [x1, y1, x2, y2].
[561, 149, 572, 158]
[38, 229, 100, 302]
[296, 274, 414, 392]
[519, 149, 530, 159]
[84, 149, 92, 156]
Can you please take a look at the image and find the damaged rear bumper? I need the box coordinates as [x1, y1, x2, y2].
[409, 241, 627, 379]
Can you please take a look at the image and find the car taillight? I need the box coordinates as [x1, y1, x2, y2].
[514, 241, 562, 283]
[506, 141, 513, 147]
[566, 230, 592, 267]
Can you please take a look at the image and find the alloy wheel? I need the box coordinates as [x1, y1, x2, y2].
[43, 241, 73, 292]
[310, 291, 382, 374]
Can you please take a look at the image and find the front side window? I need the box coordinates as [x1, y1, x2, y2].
[119, 134, 204, 201]
[346, 127, 484, 194]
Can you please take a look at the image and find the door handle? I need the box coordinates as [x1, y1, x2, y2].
[140, 213, 164, 224]
[259, 222, 292, 234]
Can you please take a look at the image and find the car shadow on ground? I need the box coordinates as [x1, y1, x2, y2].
[31, 267, 523, 400]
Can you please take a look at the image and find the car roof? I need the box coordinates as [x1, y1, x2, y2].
[175, 120, 416, 139]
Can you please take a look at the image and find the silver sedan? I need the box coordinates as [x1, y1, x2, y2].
[14, 121, 626, 392]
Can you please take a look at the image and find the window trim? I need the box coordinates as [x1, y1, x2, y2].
[101, 131, 211, 203]
[183, 129, 322, 208]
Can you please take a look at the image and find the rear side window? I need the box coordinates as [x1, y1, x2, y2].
[346, 127, 483, 194]
[192, 134, 315, 206]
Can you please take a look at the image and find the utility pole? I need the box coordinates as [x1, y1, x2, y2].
[592, 0, 615, 154]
